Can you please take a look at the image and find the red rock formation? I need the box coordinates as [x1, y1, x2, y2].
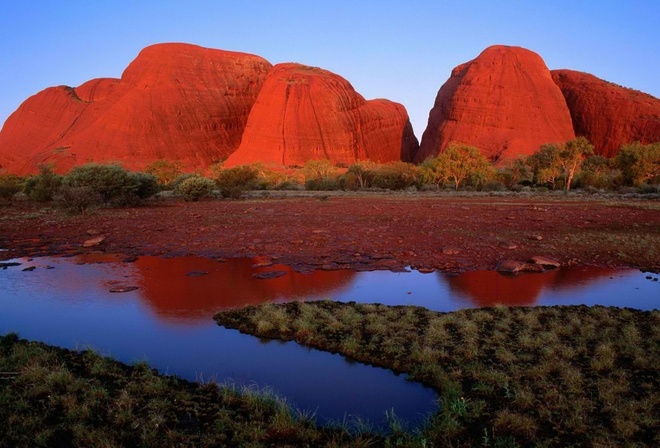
[225, 63, 418, 167]
[551, 69, 660, 157]
[0, 43, 272, 175]
[416, 45, 575, 163]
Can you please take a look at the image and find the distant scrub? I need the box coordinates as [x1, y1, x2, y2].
[176, 176, 215, 201]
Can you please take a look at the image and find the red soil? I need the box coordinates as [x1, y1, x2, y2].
[1, 194, 658, 274]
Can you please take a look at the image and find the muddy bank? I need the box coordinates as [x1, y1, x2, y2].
[1, 193, 659, 273]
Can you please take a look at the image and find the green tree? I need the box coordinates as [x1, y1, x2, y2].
[615, 142, 660, 186]
[23, 164, 62, 201]
[420, 157, 448, 189]
[144, 159, 184, 186]
[177, 176, 215, 201]
[560, 137, 594, 191]
[433, 143, 493, 190]
[579, 155, 621, 190]
[527, 143, 563, 189]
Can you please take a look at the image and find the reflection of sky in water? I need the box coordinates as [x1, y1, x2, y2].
[1, 255, 657, 426]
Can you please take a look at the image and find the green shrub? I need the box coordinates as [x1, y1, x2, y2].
[129, 172, 160, 199]
[23, 165, 62, 202]
[480, 180, 507, 192]
[369, 161, 421, 190]
[64, 164, 136, 205]
[177, 176, 215, 201]
[615, 142, 660, 186]
[0, 174, 23, 204]
[170, 173, 198, 192]
[305, 177, 341, 191]
[54, 185, 103, 214]
[214, 165, 260, 198]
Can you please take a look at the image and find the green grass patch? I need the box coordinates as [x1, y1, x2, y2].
[216, 303, 660, 447]
[0, 333, 383, 447]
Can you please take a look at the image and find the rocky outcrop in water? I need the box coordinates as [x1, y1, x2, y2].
[225, 63, 418, 167]
[0, 43, 272, 174]
[416, 45, 575, 163]
[551, 69, 660, 157]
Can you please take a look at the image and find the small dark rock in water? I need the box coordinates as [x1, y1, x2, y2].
[122, 256, 139, 263]
[0, 262, 21, 269]
[22, 266, 36, 272]
[252, 270, 287, 280]
[186, 271, 210, 277]
[109, 286, 139, 293]
[45, 266, 55, 270]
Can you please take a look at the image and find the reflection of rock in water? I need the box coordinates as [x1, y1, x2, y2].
[446, 267, 619, 307]
[134, 256, 355, 323]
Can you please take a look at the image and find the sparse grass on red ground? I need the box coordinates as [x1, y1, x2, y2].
[215, 302, 660, 447]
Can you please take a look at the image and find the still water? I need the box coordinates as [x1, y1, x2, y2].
[1, 255, 657, 426]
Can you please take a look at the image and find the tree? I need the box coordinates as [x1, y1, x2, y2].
[527, 143, 563, 189]
[433, 143, 493, 190]
[420, 157, 448, 189]
[144, 159, 184, 186]
[560, 137, 594, 191]
[498, 157, 531, 188]
[615, 142, 660, 186]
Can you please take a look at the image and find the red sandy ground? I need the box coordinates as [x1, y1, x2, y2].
[1, 192, 659, 273]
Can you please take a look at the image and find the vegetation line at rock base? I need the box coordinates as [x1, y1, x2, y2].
[215, 302, 660, 447]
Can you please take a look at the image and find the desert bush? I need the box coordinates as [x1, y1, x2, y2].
[480, 180, 507, 192]
[214, 165, 260, 198]
[0, 173, 23, 204]
[346, 161, 378, 188]
[369, 161, 421, 190]
[177, 176, 215, 201]
[615, 142, 660, 186]
[302, 159, 339, 183]
[128, 172, 160, 199]
[305, 177, 341, 191]
[23, 164, 62, 202]
[144, 159, 183, 186]
[576, 155, 622, 190]
[64, 164, 138, 205]
[54, 185, 103, 214]
[170, 173, 198, 192]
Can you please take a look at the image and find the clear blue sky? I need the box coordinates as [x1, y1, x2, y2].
[1, 1, 658, 137]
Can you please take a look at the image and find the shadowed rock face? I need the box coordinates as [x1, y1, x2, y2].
[416, 45, 575, 164]
[225, 63, 418, 167]
[551, 69, 660, 157]
[0, 43, 272, 175]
